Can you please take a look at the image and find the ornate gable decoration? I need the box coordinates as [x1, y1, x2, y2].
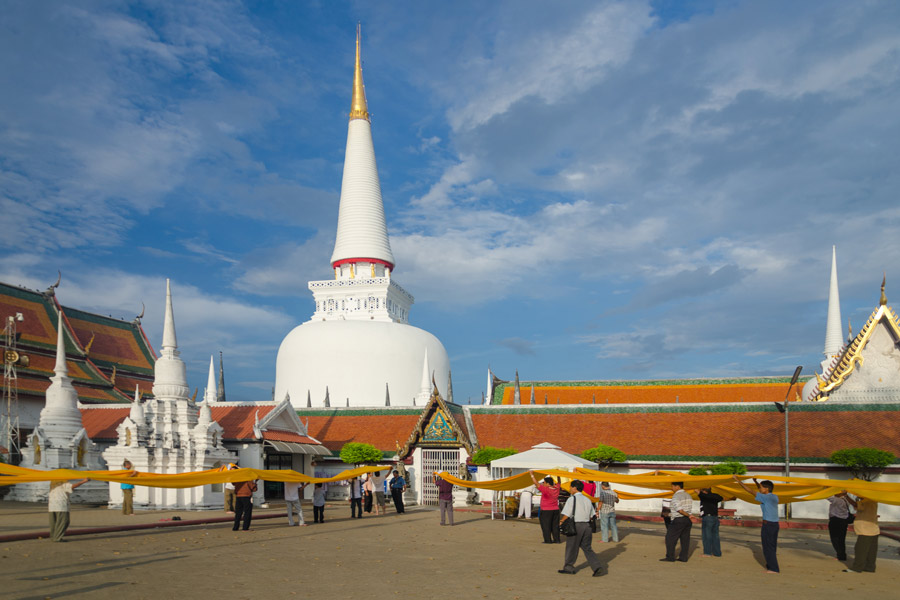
[397, 384, 474, 459]
[816, 284, 900, 401]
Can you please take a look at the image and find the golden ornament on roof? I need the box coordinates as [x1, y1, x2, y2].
[349, 24, 370, 122]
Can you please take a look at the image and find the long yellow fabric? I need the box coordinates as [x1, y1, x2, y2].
[434, 468, 900, 506]
[0, 463, 391, 489]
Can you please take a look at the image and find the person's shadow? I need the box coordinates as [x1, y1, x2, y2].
[573, 542, 628, 574]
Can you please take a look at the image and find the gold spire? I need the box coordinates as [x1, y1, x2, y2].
[349, 24, 370, 122]
[880, 273, 887, 306]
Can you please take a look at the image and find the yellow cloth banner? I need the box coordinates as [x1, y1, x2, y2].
[434, 468, 900, 506]
[0, 463, 391, 489]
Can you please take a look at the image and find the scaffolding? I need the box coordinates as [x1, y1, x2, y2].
[2, 313, 24, 462]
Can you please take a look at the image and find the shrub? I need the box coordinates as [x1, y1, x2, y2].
[830, 447, 896, 481]
[709, 461, 747, 475]
[580, 444, 627, 468]
[339, 442, 382, 465]
[471, 446, 517, 465]
[688, 467, 709, 476]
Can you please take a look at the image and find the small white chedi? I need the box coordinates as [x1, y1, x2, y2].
[275, 29, 449, 408]
[7, 312, 106, 503]
[102, 280, 235, 509]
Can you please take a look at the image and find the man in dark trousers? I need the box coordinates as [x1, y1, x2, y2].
[433, 472, 455, 525]
[734, 475, 780, 573]
[558, 480, 604, 577]
[389, 469, 406, 514]
[233, 478, 258, 531]
[661, 481, 693, 562]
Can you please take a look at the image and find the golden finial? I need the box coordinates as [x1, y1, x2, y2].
[880, 273, 887, 306]
[84, 331, 95, 355]
[847, 319, 853, 340]
[110, 365, 116, 385]
[349, 24, 370, 122]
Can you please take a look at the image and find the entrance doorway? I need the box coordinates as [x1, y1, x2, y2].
[264, 453, 292, 499]
[420, 449, 460, 506]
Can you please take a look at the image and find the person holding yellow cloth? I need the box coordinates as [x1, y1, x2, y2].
[845, 496, 879, 573]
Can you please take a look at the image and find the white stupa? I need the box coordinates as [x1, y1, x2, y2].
[102, 280, 234, 509]
[275, 28, 449, 408]
[7, 311, 106, 503]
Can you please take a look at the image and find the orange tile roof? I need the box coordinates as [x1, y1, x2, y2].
[497, 378, 805, 405]
[81, 407, 130, 440]
[301, 409, 422, 452]
[210, 405, 276, 440]
[262, 430, 322, 445]
[468, 405, 900, 461]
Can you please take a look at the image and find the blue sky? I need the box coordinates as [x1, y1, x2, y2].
[2, 1, 899, 404]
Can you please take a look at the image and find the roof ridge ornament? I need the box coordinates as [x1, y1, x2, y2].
[349, 23, 370, 122]
[880, 273, 887, 306]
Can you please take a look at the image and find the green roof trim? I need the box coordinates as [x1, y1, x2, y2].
[491, 376, 812, 405]
[469, 402, 900, 416]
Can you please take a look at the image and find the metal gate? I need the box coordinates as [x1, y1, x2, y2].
[420, 449, 460, 506]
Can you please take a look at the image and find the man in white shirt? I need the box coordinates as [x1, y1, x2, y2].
[283, 481, 308, 526]
[48, 478, 89, 542]
[558, 480, 604, 577]
[661, 481, 693, 562]
[369, 471, 386, 516]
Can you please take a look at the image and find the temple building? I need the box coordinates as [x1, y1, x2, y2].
[274, 28, 450, 409]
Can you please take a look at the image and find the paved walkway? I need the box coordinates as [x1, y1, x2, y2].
[0, 500, 898, 599]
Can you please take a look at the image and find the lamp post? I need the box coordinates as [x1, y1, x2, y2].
[774, 365, 803, 519]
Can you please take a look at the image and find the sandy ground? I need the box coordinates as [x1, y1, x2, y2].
[0, 502, 898, 600]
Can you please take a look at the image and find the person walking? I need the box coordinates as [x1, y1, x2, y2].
[370, 470, 387, 516]
[363, 475, 373, 514]
[734, 476, 780, 573]
[828, 491, 854, 561]
[596, 482, 619, 543]
[232, 478, 258, 531]
[845, 495, 879, 573]
[558, 480, 604, 577]
[529, 470, 561, 544]
[121, 460, 135, 516]
[434, 473, 455, 525]
[517, 485, 536, 519]
[661, 481, 693, 562]
[349, 477, 363, 518]
[389, 470, 406, 514]
[698, 487, 724, 557]
[312, 483, 327, 523]
[283, 481, 308, 526]
[222, 462, 238, 514]
[48, 478, 89, 542]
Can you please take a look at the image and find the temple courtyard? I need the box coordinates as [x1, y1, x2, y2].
[0, 503, 897, 599]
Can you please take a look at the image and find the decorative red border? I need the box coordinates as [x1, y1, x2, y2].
[331, 257, 395, 270]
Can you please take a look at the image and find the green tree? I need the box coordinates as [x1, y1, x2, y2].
[471, 446, 517, 465]
[830, 447, 896, 481]
[709, 460, 747, 475]
[339, 442, 382, 465]
[580, 444, 627, 469]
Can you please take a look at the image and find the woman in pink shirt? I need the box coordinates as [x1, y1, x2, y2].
[530, 470, 561, 543]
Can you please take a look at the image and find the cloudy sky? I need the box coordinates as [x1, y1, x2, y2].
[2, 1, 898, 403]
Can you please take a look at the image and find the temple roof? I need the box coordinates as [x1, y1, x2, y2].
[491, 376, 808, 405]
[1, 281, 154, 407]
[300, 407, 423, 455]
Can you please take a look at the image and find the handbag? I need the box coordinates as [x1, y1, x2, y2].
[590, 514, 598, 533]
[560, 517, 577, 537]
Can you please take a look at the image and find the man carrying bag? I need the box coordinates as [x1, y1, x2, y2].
[558, 480, 604, 577]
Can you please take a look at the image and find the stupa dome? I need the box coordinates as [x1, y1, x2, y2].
[275, 320, 449, 407]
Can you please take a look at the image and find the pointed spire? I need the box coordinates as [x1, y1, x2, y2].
[385, 383, 391, 407]
[162, 278, 178, 352]
[481, 391, 486, 405]
[447, 369, 454, 404]
[307, 390, 312, 408]
[349, 24, 370, 122]
[530, 384, 535, 405]
[418, 349, 431, 398]
[848, 319, 853, 342]
[824, 246, 843, 358]
[53, 310, 68, 377]
[513, 371, 521, 405]
[130, 386, 144, 422]
[346, 397, 350, 407]
[203, 356, 217, 404]
[217, 351, 226, 402]
[198, 398, 212, 425]
[324, 387, 331, 408]
[330, 25, 394, 271]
